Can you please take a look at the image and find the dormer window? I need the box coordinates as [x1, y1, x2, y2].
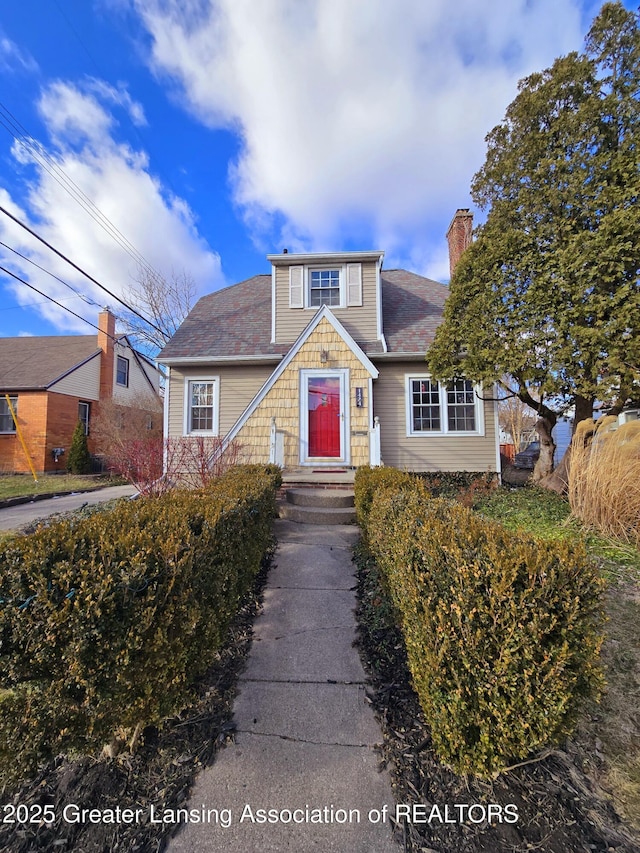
[309, 269, 340, 307]
[289, 263, 362, 309]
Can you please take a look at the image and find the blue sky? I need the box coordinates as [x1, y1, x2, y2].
[0, 0, 621, 345]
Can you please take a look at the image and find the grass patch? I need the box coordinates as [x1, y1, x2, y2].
[0, 474, 117, 501]
[473, 486, 640, 584]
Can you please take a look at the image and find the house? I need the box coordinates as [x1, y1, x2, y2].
[0, 310, 162, 474]
[157, 210, 500, 475]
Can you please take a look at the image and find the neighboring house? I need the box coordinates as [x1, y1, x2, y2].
[158, 210, 500, 475]
[0, 310, 162, 474]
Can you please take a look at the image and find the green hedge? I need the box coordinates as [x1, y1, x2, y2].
[0, 464, 281, 782]
[359, 474, 604, 778]
[353, 465, 416, 530]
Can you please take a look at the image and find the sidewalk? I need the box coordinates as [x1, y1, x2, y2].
[0, 484, 137, 531]
[167, 519, 398, 852]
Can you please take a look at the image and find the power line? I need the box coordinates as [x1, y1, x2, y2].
[0, 265, 119, 341]
[0, 101, 161, 282]
[0, 204, 166, 336]
[0, 240, 97, 306]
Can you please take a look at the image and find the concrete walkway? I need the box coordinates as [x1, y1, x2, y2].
[168, 519, 398, 852]
[0, 485, 137, 531]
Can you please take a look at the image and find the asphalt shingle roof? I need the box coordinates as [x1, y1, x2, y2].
[0, 335, 101, 390]
[157, 268, 449, 361]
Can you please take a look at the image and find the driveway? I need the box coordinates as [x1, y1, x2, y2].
[0, 485, 137, 532]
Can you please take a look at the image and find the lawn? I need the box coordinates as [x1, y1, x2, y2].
[473, 484, 640, 584]
[0, 473, 117, 501]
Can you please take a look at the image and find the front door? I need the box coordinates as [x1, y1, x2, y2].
[301, 370, 348, 464]
[308, 376, 340, 457]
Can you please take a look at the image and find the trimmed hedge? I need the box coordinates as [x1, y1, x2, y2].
[358, 474, 605, 778]
[353, 465, 416, 530]
[0, 464, 281, 782]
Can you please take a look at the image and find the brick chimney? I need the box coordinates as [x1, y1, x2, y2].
[98, 308, 116, 399]
[446, 209, 473, 278]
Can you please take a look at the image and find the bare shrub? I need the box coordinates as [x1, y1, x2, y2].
[568, 418, 640, 547]
[104, 434, 243, 496]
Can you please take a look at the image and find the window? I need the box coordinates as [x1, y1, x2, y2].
[446, 379, 476, 431]
[116, 356, 129, 387]
[78, 401, 90, 436]
[309, 269, 341, 307]
[0, 396, 17, 433]
[185, 379, 219, 434]
[289, 263, 362, 309]
[407, 377, 482, 435]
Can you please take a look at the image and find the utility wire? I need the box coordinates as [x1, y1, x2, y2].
[0, 204, 166, 336]
[0, 265, 119, 341]
[0, 240, 97, 306]
[0, 101, 161, 281]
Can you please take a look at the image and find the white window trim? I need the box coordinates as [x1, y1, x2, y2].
[405, 375, 484, 437]
[306, 265, 345, 309]
[183, 376, 220, 436]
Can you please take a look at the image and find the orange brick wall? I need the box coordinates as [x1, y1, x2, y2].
[0, 391, 95, 474]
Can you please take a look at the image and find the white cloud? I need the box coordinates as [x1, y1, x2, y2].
[0, 32, 38, 74]
[133, 0, 588, 277]
[0, 79, 222, 336]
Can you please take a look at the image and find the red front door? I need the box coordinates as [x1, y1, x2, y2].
[308, 376, 341, 457]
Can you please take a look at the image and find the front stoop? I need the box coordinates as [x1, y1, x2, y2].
[278, 487, 356, 525]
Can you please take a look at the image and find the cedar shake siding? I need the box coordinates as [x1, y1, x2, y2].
[231, 316, 375, 468]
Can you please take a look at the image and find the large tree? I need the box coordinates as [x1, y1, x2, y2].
[428, 2, 640, 485]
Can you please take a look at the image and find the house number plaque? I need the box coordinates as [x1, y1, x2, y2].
[355, 387, 364, 408]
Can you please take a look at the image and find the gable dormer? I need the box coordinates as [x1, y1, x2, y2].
[268, 250, 385, 348]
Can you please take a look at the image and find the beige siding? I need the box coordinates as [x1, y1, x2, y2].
[274, 260, 379, 345]
[235, 317, 374, 467]
[112, 343, 160, 407]
[373, 361, 498, 472]
[49, 354, 101, 401]
[168, 364, 274, 438]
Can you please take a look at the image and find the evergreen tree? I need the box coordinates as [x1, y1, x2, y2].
[428, 2, 640, 483]
[67, 421, 92, 474]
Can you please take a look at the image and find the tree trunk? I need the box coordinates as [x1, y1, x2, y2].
[538, 396, 595, 494]
[531, 415, 557, 483]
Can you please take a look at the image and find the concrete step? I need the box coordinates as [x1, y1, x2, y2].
[286, 488, 355, 509]
[278, 502, 356, 525]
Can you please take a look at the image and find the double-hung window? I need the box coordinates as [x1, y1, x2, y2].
[185, 379, 219, 434]
[288, 263, 362, 309]
[309, 269, 341, 307]
[116, 356, 129, 387]
[0, 396, 17, 433]
[78, 401, 90, 436]
[407, 377, 482, 435]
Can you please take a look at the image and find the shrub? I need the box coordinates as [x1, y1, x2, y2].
[364, 475, 605, 778]
[66, 421, 91, 474]
[569, 418, 640, 548]
[353, 465, 415, 530]
[0, 464, 281, 783]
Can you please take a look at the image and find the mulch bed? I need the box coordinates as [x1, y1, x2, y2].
[0, 550, 273, 853]
[353, 542, 640, 853]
